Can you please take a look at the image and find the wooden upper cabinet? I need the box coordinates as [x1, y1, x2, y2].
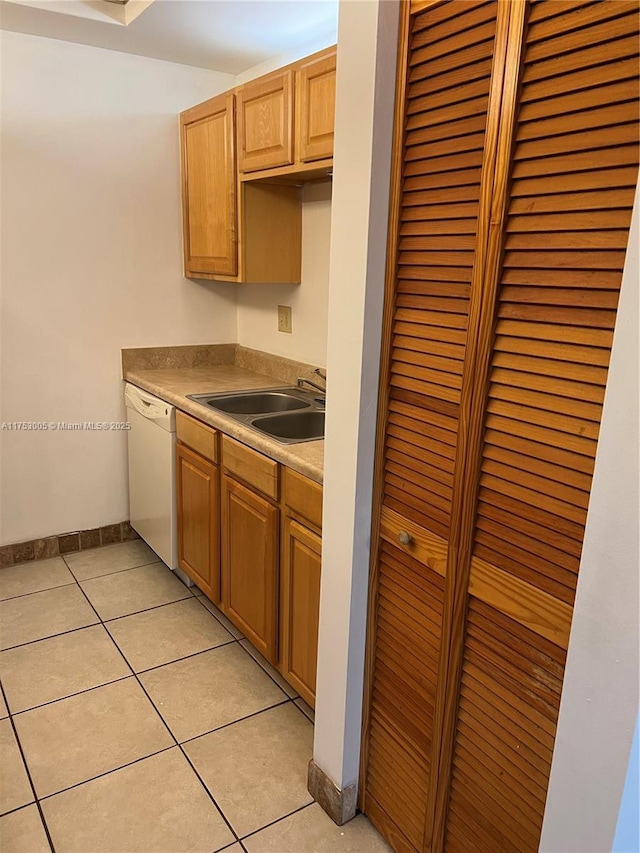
[296, 49, 337, 163]
[237, 70, 294, 173]
[180, 92, 237, 277]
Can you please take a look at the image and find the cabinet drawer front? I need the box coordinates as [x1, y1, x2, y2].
[283, 468, 323, 530]
[222, 435, 279, 500]
[176, 411, 218, 463]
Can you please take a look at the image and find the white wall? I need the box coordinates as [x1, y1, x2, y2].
[540, 186, 640, 852]
[235, 181, 332, 367]
[0, 31, 237, 546]
[313, 0, 398, 795]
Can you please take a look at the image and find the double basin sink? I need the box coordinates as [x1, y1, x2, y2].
[187, 387, 324, 444]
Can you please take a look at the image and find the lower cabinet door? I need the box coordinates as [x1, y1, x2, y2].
[221, 474, 279, 663]
[176, 442, 220, 602]
[281, 518, 322, 707]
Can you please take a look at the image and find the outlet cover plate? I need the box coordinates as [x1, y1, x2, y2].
[278, 305, 292, 334]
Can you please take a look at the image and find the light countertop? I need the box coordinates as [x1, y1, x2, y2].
[124, 364, 324, 484]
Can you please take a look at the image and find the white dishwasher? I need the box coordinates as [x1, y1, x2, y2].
[124, 383, 181, 572]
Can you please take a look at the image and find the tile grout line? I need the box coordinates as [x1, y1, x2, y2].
[62, 556, 162, 584]
[10, 673, 134, 718]
[35, 744, 177, 805]
[239, 800, 317, 844]
[178, 697, 295, 747]
[0, 581, 77, 604]
[1, 621, 101, 653]
[0, 682, 58, 853]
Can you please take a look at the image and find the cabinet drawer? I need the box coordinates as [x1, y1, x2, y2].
[283, 468, 323, 530]
[176, 411, 218, 463]
[222, 435, 279, 500]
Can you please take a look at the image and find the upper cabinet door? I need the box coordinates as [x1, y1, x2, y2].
[237, 70, 294, 173]
[180, 92, 237, 277]
[296, 50, 336, 163]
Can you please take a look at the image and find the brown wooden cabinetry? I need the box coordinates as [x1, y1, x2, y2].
[237, 48, 336, 175]
[175, 413, 323, 694]
[180, 97, 302, 285]
[237, 70, 294, 173]
[281, 469, 323, 707]
[180, 93, 237, 278]
[281, 519, 321, 707]
[180, 46, 335, 283]
[296, 50, 337, 164]
[221, 475, 279, 662]
[220, 436, 280, 663]
[176, 413, 220, 602]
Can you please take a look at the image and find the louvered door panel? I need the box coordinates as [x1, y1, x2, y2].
[474, 0, 640, 605]
[382, 0, 498, 541]
[363, 2, 639, 853]
[444, 600, 566, 853]
[366, 542, 445, 851]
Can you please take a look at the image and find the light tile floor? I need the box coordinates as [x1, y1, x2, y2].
[0, 541, 391, 853]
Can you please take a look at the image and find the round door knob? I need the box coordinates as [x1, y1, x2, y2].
[398, 530, 412, 547]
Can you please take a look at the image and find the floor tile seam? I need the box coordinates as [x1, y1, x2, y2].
[238, 801, 316, 844]
[0, 801, 41, 820]
[1, 620, 101, 653]
[0, 580, 76, 604]
[8, 673, 136, 718]
[129, 637, 239, 676]
[177, 740, 243, 847]
[0, 683, 58, 853]
[72, 582, 140, 689]
[127, 665, 243, 847]
[93, 591, 194, 623]
[178, 696, 296, 747]
[63, 558, 162, 583]
[35, 742, 177, 805]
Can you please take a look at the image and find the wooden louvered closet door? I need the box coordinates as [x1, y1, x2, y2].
[361, 2, 640, 852]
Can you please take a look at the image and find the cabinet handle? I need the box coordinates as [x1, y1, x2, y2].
[398, 530, 412, 547]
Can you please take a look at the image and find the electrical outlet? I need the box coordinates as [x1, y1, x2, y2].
[278, 305, 292, 334]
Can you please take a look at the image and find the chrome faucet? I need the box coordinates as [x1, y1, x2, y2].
[297, 377, 326, 395]
[297, 368, 327, 402]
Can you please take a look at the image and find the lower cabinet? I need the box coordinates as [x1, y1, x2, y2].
[281, 518, 322, 707]
[176, 411, 322, 697]
[176, 420, 220, 603]
[221, 474, 279, 663]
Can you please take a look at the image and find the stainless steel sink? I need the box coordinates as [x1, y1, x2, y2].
[187, 387, 325, 444]
[251, 411, 325, 442]
[199, 391, 309, 415]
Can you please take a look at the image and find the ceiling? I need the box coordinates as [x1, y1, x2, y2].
[0, 0, 339, 74]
